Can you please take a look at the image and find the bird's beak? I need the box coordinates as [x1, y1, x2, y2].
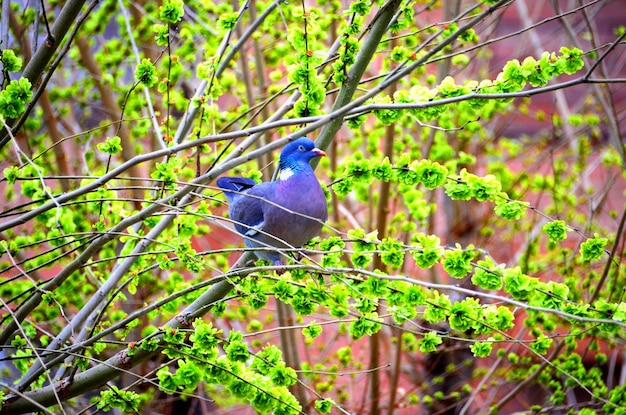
[312, 148, 326, 157]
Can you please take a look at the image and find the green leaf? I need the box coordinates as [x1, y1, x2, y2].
[349, 315, 382, 339]
[415, 159, 448, 190]
[160, 0, 185, 24]
[494, 199, 529, 220]
[530, 335, 552, 355]
[558, 47, 585, 75]
[302, 322, 322, 339]
[373, 94, 402, 125]
[251, 389, 279, 413]
[135, 58, 158, 88]
[344, 155, 372, 183]
[419, 331, 442, 353]
[315, 398, 334, 414]
[228, 378, 256, 399]
[11, 335, 26, 349]
[0, 77, 33, 119]
[449, 297, 480, 332]
[613, 303, 626, 323]
[530, 281, 569, 310]
[471, 258, 503, 291]
[205, 357, 234, 385]
[484, 305, 515, 331]
[163, 327, 185, 344]
[270, 363, 297, 386]
[503, 267, 537, 301]
[3, 166, 19, 184]
[251, 344, 283, 376]
[470, 340, 493, 358]
[190, 319, 221, 355]
[396, 166, 420, 186]
[412, 234, 443, 269]
[404, 285, 426, 306]
[292, 288, 316, 315]
[424, 290, 451, 324]
[469, 174, 502, 202]
[443, 247, 475, 279]
[580, 234, 608, 262]
[372, 157, 393, 181]
[380, 237, 405, 269]
[153, 24, 169, 46]
[1, 49, 23, 72]
[273, 278, 296, 302]
[349, 0, 371, 15]
[331, 177, 353, 196]
[151, 157, 182, 187]
[97, 386, 141, 412]
[363, 276, 389, 297]
[542, 220, 569, 244]
[444, 179, 473, 200]
[97, 136, 122, 155]
[174, 359, 201, 390]
[351, 251, 373, 268]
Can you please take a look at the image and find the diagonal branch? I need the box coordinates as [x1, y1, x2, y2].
[315, 0, 403, 152]
[0, 260, 246, 414]
[0, 0, 90, 149]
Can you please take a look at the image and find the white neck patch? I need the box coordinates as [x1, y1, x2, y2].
[279, 167, 294, 181]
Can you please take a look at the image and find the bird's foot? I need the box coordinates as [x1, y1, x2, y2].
[273, 260, 286, 275]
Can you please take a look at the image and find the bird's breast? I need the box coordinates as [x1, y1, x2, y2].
[264, 175, 327, 246]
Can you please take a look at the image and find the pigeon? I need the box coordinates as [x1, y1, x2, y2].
[217, 138, 328, 267]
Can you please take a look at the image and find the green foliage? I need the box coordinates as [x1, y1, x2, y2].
[449, 297, 481, 331]
[414, 159, 448, 190]
[530, 335, 552, 355]
[424, 290, 452, 324]
[97, 386, 142, 412]
[419, 331, 443, 353]
[303, 321, 322, 339]
[135, 58, 158, 87]
[494, 199, 528, 220]
[219, 12, 240, 31]
[1, 49, 23, 72]
[315, 398, 334, 414]
[503, 267, 537, 301]
[226, 339, 250, 362]
[350, 315, 382, 339]
[443, 246, 476, 279]
[580, 234, 608, 262]
[151, 157, 182, 187]
[97, 136, 122, 154]
[1, 1, 623, 414]
[470, 340, 493, 358]
[412, 234, 443, 269]
[472, 257, 503, 290]
[153, 24, 170, 46]
[543, 220, 569, 244]
[3, 165, 19, 184]
[0, 77, 32, 119]
[379, 236, 405, 269]
[159, 0, 185, 24]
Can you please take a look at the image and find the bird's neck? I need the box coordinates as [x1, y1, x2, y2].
[278, 160, 312, 181]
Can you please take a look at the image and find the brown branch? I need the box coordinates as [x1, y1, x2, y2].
[0, 0, 90, 149]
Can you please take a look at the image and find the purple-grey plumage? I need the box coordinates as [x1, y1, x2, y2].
[217, 138, 328, 266]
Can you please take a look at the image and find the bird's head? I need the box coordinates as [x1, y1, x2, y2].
[279, 138, 326, 166]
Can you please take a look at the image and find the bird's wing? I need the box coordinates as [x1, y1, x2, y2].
[227, 181, 275, 237]
[216, 177, 257, 203]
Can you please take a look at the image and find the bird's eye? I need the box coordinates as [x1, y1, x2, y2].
[298, 145, 305, 151]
